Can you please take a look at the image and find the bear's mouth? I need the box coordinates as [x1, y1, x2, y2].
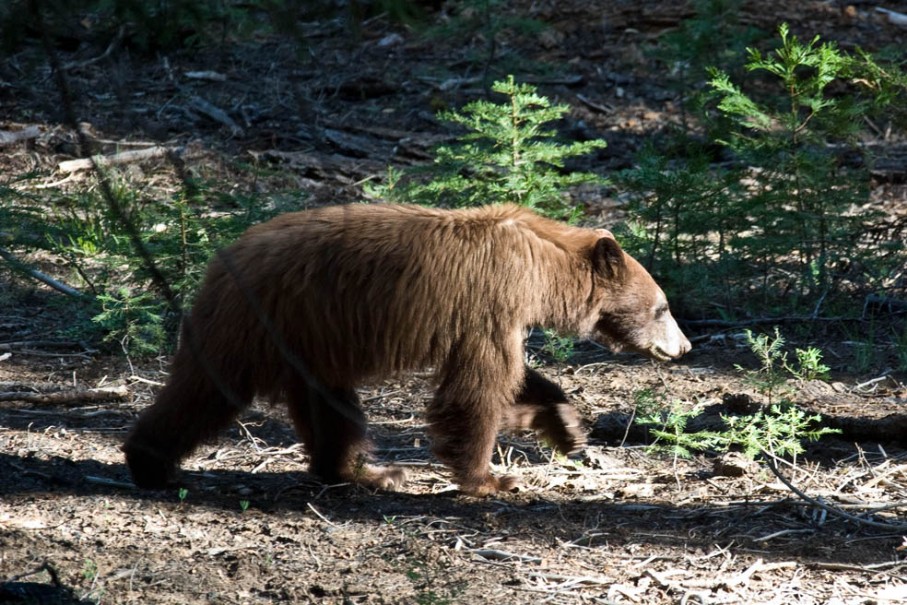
[647, 345, 675, 361]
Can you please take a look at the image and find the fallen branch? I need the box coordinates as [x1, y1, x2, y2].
[0, 385, 128, 405]
[0, 341, 80, 351]
[863, 293, 907, 316]
[0, 246, 87, 299]
[577, 94, 615, 114]
[0, 381, 80, 390]
[764, 453, 907, 532]
[0, 126, 40, 146]
[877, 7, 907, 27]
[63, 25, 125, 70]
[84, 475, 135, 489]
[188, 96, 243, 136]
[58, 146, 177, 173]
[471, 548, 542, 563]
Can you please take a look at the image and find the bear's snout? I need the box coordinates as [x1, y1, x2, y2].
[650, 311, 691, 361]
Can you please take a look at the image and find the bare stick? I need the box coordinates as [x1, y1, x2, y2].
[188, 96, 243, 136]
[0, 126, 40, 146]
[0, 246, 86, 299]
[0, 385, 128, 405]
[58, 146, 176, 173]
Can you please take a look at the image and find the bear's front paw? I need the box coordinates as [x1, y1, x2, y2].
[459, 474, 519, 497]
[538, 403, 588, 455]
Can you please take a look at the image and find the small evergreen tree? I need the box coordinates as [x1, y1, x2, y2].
[373, 76, 607, 220]
[620, 24, 907, 317]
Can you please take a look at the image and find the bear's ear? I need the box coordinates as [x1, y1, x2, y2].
[591, 235, 626, 281]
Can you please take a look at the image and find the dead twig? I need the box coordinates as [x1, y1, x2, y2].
[84, 475, 135, 489]
[307, 502, 339, 527]
[471, 548, 543, 564]
[576, 94, 615, 114]
[0, 385, 128, 405]
[526, 571, 612, 585]
[62, 25, 125, 70]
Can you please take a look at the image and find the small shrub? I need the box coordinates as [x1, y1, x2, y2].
[735, 327, 830, 403]
[0, 168, 306, 356]
[620, 24, 907, 318]
[370, 75, 607, 221]
[636, 328, 838, 461]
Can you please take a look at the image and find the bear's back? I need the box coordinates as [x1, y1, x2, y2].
[208, 203, 595, 382]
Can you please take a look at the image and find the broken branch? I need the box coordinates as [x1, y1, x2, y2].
[58, 146, 178, 173]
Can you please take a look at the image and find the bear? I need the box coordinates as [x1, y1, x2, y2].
[123, 203, 690, 495]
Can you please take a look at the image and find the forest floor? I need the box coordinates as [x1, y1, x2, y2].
[1, 1, 907, 603]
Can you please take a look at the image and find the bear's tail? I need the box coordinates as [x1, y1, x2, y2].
[123, 323, 254, 489]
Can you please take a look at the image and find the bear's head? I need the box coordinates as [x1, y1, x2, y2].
[589, 232, 691, 361]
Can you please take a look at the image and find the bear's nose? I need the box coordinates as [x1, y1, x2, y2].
[679, 334, 692, 356]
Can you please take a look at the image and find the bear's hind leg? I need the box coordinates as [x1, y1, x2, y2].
[505, 367, 587, 456]
[285, 382, 405, 491]
[124, 349, 254, 489]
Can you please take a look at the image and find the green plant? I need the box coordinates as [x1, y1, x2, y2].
[637, 399, 723, 459]
[178, 487, 189, 503]
[707, 24, 893, 300]
[239, 499, 250, 513]
[0, 168, 306, 356]
[370, 76, 607, 220]
[620, 25, 907, 318]
[615, 147, 747, 313]
[735, 328, 830, 403]
[540, 329, 574, 363]
[81, 558, 98, 583]
[722, 403, 833, 460]
[637, 328, 837, 461]
[93, 288, 167, 356]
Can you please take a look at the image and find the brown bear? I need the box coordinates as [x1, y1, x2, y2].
[124, 203, 690, 495]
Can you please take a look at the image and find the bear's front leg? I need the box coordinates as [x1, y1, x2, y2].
[427, 372, 519, 496]
[505, 366, 587, 455]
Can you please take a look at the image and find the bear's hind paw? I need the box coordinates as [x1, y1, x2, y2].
[351, 465, 407, 491]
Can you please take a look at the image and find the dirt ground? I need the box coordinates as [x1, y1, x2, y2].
[2, 1, 907, 603]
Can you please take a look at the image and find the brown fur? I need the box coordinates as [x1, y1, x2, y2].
[124, 203, 689, 495]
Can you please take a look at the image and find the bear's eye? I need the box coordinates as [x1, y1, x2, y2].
[653, 304, 668, 319]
